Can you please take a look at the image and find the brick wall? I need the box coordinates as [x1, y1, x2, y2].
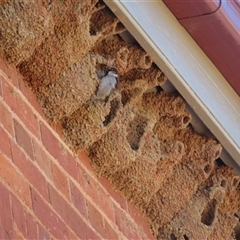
[0, 58, 154, 239]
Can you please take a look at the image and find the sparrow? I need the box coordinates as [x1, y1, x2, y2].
[93, 67, 119, 104]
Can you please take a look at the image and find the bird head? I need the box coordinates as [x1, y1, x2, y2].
[106, 67, 118, 77]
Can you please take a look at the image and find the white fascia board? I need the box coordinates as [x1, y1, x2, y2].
[104, 0, 240, 172]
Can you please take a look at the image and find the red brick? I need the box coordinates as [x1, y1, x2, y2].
[104, 220, 118, 240]
[77, 163, 99, 204]
[78, 168, 115, 224]
[2, 81, 40, 139]
[32, 139, 52, 180]
[40, 122, 78, 179]
[48, 184, 86, 239]
[11, 194, 27, 237]
[96, 186, 115, 223]
[68, 228, 82, 240]
[78, 151, 93, 172]
[87, 201, 105, 238]
[14, 229, 24, 240]
[38, 224, 51, 240]
[0, 153, 31, 207]
[0, 183, 14, 239]
[115, 206, 141, 240]
[0, 100, 13, 135]
[0, 125, 11, 158]
[18, 78, 45, 118]
[98, 177, 128, 211]
[31, 187, 69, 239]
[0, 75, 3, 96]
[25, 212, 38, 240]
[0, 59, 19, 87]
[128, 202, 155, 239]
[52, 163, 70, 200]
[11, 140, 49, 201]
[70, 181, 87, 218]
[0, 223, 3, 239]
[85, 223, 101, 240]
[13, 119, 34, 160]
[50, 122, 64, 140]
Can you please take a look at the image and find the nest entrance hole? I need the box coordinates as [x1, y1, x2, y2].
[103, 98, 121, 126]
[201, 199, 217, 226]
[170, 233, 177, 240]
[126, 114, 148, 151]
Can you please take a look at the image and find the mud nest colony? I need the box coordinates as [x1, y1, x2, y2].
[1, 0, 240, 239]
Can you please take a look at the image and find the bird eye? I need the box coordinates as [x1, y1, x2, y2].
[106, 67, 117, 73]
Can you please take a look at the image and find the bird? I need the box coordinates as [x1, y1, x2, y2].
[93, 67, 119, 104]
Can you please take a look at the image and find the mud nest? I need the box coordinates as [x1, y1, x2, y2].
[1, 0, 240, 239]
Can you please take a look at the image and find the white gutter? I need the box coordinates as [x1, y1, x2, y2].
[104, 0, 240, 173]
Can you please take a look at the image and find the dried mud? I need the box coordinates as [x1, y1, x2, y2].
[1, 0, 239, 239]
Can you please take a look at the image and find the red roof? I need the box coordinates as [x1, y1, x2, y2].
[163, 0, 240, 95]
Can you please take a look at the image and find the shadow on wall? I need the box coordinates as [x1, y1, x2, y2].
[0, 0, 240, 239]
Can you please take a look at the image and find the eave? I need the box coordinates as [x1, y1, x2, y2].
[104, 0, 240, 174]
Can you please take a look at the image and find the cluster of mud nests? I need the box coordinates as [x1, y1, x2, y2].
[1, 0, 240, 239]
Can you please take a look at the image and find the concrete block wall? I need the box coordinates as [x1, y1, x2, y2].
[0, 58, 154, 239]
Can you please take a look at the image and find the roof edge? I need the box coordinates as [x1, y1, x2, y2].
[104, 0, 240, 173]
